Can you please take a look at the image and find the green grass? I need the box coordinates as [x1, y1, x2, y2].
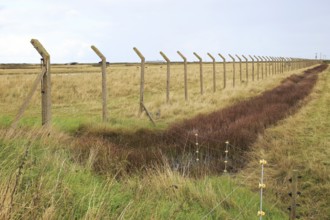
[0, 129, 287, 219]
[0, 63, 327, 219]
[0, 63, 318, 133]
[243, 67, 330, 219]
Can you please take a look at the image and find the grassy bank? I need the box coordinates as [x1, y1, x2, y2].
[0, 128, 287, 219]
[0, 64, 328, 219]
[243, 65, 330, 219]
[74, 65, 327, 176]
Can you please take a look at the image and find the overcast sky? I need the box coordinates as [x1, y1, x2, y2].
[0, 0, 329, 63]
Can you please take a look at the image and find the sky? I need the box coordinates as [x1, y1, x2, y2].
[0, 0, 329, 63]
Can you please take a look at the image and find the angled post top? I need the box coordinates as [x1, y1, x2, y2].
[133, 47, 145, 61]
[177, 51, 187, 61]
[30, 39, 50, 59]
[160, 51, 170, 62]
[91, 45, 106, 61]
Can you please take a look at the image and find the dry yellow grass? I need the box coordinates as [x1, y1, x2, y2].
[0, 62, 317, 130]
[240, 66, 330, 219]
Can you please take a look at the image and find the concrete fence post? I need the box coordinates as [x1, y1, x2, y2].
[12, 39, 52, 128]
[271, 57, 275, 75]
[207, 53, 216, 92]
[235, 54, 242, 82]
[262, 56, 268, 77]
[32, 39, 51, 127]
[242, 55, 249, 83]
[133, 47, 145, 114]
[258, 56, 264, 79]
[160, 51, 171, 103]
[228, 54, 236, 87]
[254, 55, 260, 80]
[218, 53, 227, 88]
[193, 52, 203, 95]
[249, 55, 255, 81]
[91, 45, 108, 122]
[177, 51, 188, 101]
[284, 57, 289, 72]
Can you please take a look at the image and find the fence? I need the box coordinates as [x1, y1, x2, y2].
[6, 39, 321, 127]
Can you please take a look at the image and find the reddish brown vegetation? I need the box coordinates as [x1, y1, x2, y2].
[74, 64, 328, 175]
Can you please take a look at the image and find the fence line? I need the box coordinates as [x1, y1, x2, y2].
[9, 39, 321, 127]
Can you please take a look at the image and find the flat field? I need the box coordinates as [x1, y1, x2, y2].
[0, 63, 328, 219]
[0, 62, 312, 131]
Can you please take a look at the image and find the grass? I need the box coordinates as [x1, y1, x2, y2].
[73, 64, 327, 176]
[0, 129, 287, 219]
[242, 65, 330, 219]
[0, 62, 317, 132]
[0, 61, 326, 219]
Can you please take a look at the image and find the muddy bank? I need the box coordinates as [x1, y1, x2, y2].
[74, 64, 328, 175]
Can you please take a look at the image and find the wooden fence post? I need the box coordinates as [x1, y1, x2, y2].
[11, 39, 51, 128]
[218, 53, 226, 89]
[235, 54, 242, 82]
[207, 53, 216, 92]
[289, 170, 299, 220]
[133, 47, 145, 114]
[193, 52, 203, 95]
[91, 45, 108, 122]
[249, 55, 255, 81]
[177, 51, 188, 101]
[160, 51, 171, 103]
[228, 54, 236, 87]
[254, 55, 260, 80]
[258, 56, 264, 79]
[242, 55, 249, 83]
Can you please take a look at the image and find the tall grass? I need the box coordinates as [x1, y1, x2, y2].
[0, 128, 287, 219]
[0, 62, 317, 131]
[242, 65, 330, 219]
[74, 64, 327, 176]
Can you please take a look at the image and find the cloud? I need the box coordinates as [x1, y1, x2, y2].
[0, 0, 329, 63]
